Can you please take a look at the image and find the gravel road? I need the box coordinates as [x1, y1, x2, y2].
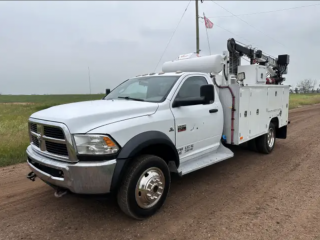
[1, 104, 320, 240]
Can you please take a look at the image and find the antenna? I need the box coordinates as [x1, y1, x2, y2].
[88, 67, 92, 94]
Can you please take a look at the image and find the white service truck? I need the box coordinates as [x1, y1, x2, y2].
[26, 39, 290, 219]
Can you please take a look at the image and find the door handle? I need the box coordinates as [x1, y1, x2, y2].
[209, 109, 218, 113]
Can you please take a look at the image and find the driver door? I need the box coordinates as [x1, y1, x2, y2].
[170, 75, 222, 162]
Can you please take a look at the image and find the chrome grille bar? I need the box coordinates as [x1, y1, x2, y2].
[28, 119, 78, 163]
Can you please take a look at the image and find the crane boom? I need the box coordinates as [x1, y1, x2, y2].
[227, 38, 289, 84]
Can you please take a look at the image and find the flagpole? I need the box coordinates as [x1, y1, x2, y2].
[203, 12, 211, 55]
[195, 0, 200, 54]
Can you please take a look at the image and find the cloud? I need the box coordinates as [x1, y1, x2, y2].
[0, 1, 319, 94]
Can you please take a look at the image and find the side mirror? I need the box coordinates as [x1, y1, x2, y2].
[200, 85, 214, 104]
[106, 89, 111, 95]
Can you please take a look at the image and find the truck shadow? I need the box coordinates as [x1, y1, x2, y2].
[38, 141, 291, 238]
[58, 144, 264, 214]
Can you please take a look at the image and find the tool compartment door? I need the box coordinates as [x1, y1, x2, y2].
[248, 87, 266, 138]
[237, 87, 250, 144]
[267, 87, 281, 111]
[281, 87, 290, 127]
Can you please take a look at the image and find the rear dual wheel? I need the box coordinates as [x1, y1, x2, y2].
[256, 122, 276, 154]
[117, 155, 171, 220]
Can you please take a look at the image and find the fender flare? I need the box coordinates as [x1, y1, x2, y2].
[110, 131, 179, 192]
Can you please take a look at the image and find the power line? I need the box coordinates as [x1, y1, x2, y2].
[153, 1, 191, 72]
[214, 24, 255, 47]
[210, 1, 287, 50]
[207, 3, 320, 19]
[213, 24, 276, 59]
[200, 2, 276, 58]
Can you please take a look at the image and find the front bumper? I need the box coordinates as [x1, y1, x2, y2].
[26, 145, 116, 194]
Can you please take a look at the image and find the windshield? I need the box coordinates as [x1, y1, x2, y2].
[104, 76, 180, 103]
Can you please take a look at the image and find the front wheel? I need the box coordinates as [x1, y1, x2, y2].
[256, 122, 276, 154]
[117, 155, 171, 220]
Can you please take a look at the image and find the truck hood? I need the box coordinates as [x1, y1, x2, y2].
[30, 99, 159, 133]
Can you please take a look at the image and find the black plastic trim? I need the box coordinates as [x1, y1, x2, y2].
[117, 131, 179, 160]
[76, 153, 118, 162]
[110, 131, 179, 192]
[110, 159, 127, 192]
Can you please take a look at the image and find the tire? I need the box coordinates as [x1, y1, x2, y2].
[117, 154, 171, 220]
[256, 122, 276, 154]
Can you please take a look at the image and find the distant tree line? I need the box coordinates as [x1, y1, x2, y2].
[290, 79, 320, 94]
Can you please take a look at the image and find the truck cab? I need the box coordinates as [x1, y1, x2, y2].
[27, 72, 228, 217]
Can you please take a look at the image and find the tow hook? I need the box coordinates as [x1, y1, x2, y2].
[54, 188, 68, 198]
[27, 171, 37, 181]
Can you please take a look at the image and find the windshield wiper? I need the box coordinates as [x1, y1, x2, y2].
[118, 96, 145, 102]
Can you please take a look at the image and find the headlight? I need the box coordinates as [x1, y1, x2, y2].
[73, 135, 119, 155]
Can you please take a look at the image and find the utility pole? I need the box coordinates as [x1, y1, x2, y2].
[195, 0, 200, 54]
[88, 67, 92, 94]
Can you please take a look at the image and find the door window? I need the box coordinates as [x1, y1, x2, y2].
[175, 76, 208, 100]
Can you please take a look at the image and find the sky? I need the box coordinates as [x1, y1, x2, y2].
[0, 1, 319, 94]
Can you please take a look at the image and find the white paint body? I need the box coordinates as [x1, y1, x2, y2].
[238, 65, 268, 85]
[30, 69, 289, 175]
[219, 84, 289, 145]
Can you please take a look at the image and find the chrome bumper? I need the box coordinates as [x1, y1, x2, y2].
[26, 145, 116, 194]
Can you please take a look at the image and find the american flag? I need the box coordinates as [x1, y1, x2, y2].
[204, 16, 213, 29]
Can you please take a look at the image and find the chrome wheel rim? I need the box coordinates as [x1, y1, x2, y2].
[267, 127, 275, 148]
[135, 167, 165, 209]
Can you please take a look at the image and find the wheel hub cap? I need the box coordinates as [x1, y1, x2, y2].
[135, 167, 165, 209]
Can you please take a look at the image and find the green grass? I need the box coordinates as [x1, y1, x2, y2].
[0, 93, 320, 167]
[0, 94, 103, 167]
[0, 94, 104, 105]
[289, 94, 320, 109]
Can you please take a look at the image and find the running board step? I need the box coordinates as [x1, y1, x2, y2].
[178, 144, 234, 176]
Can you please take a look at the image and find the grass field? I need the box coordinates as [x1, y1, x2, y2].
[0, 94, 103, 167]
[1, 93, 320, 167]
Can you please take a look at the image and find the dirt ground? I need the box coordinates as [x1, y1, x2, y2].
[1, 104, 320, 240]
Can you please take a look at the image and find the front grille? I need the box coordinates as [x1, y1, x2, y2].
[30, 123, 37, 133]
[29, 121, 75, 162]
[44, 126, 64, 139]
[45, 141, 68, 156]
[31, 135, 40, 147]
